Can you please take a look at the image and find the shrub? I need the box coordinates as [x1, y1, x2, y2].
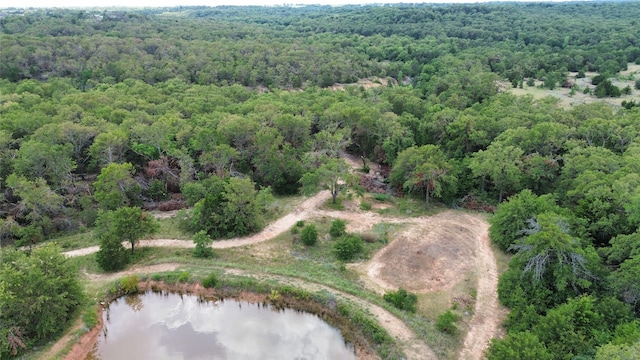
[301, 224, 318, 246]
[383, 288, 418, 312]
[360, 201, 372, 211]
[373, 193, 388, 202]
[202, 273, 219, 288]
[635, 79, 640, 90]
[295, 220, 305, 227]
[193, 230, 213, 258]
[334, 234, 363, 261]
[178, 271, 190, 283]
[591, 74, 605, 85]
[437, 310, 460, 334]
[329, 219, 346, 238]
[147, 179, 169, 202]
[96, 234, 129, 272]
[119, 275, 139, 294]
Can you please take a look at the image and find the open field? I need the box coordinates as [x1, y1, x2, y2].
[508, 63, 640, 109]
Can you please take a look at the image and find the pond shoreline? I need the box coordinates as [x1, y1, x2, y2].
[67, 280, 378, 360]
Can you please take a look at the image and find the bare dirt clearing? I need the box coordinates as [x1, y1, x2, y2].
[60, 156, 500, 360]
[363, 212, 481, 294]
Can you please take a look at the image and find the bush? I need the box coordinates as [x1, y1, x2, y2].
[635, 79, 640, 90]
[383, 288, 418, 312]
[202, 273, 219, 288]
[96, 234, 130, 272]
[178, 271, 190, 283]
[295, 220, 305, 227]
[329, 219, 346, 238]
[591, 74, 606, 85]
[437, 310, 459, 334]
[119, 275, 139, 294]
[334, 234, 363, 261]
[193, 230, 213, 258]
[373, 193, 388, 202]
[360, 201, 372, 210]
[147, 179, 169, 202]
[301, 224, 318, 246]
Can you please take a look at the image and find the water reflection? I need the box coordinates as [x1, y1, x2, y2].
[88, 292, 358, 360]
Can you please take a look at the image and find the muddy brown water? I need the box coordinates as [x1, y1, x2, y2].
[86, 292, 358, 360]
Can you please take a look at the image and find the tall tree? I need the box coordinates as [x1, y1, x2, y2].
[470, 143, 523, 202]
[93, 162, 139, 210]
[300, 158, 352, 204]
[94, 207, 158, 254]
[0, 244, 83, 358]
[390, 145, 456, 209]
[13, 140, 76, 188]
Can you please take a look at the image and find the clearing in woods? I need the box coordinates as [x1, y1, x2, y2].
[55, 156, 502, 360]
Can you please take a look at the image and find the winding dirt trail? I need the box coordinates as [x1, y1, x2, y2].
[61, 174, 499, 360]
[458, 217, 499, 360]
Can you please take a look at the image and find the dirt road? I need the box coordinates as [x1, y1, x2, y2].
[63, 196, 498, 360]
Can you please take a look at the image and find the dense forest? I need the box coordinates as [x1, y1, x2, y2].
[1, 2, 640, 359]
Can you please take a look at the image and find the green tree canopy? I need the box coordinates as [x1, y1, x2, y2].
[390, 144, 456, 208]
[93, 162, 139, 210]
[0, 244, 84, 358]
[94, 206, 158, 254]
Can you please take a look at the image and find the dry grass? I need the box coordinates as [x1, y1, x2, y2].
[507, 62, 640, 109]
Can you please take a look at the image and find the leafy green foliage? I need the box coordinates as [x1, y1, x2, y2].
[595, 341, 640, 360]
[329, 219, 347, 238]
[595, 79, 622, 98]
[96, 233, 130, 271]
[95, 207, 158, 254]
[300, 158, 352, 204]
[333, 234, 363, 261]
[470, 143, 523, 203]
[201, 273, 219, 288]
[93, 162, 140, 211]
[610, 255, 640, 313]
[188, 177, 270, 239]
[383, 288, 417, 313]
[146, 179, 169, 202]
[436, 310, 459, 335]
[1, 5, 640, 359]
[489, 190, 561, 252]
[487, 331, 552, 360]
[193, 230, 213, 258]
[0, 244, 84, 358]
[119, 275, 140, 294]
[300, 224, 318, 246]
[390, 145, 456, 208]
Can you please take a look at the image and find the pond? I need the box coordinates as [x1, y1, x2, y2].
[86, 291, 358, 360]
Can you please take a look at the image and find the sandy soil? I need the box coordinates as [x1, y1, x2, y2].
[59, 158, 499, 360]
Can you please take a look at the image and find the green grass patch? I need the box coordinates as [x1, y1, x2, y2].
[46, 230, 97, 250]
[323, 197, 345, 211]
[377, 196, 441, 217]
[152, 217, 192, 240]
